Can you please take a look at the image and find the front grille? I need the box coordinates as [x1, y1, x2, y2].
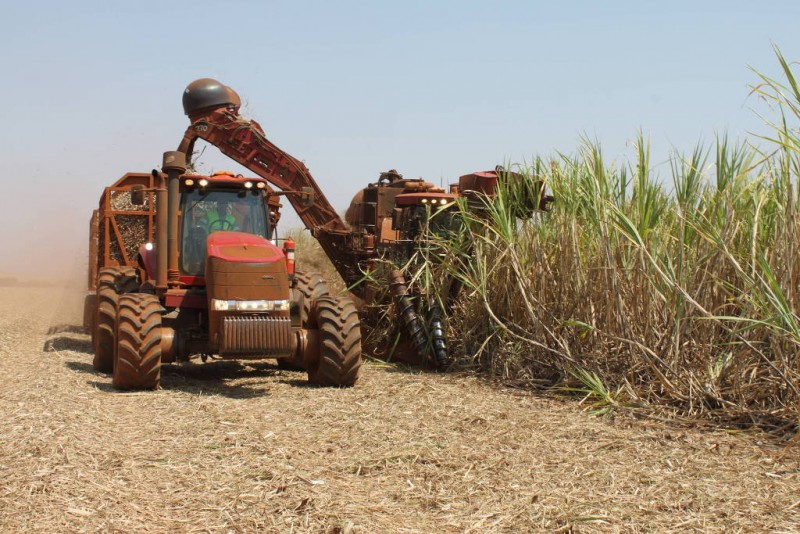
[219, 315, 292, 357]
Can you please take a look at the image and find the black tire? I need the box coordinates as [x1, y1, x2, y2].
[92, 266, 138, 373]
[93, 287, 118, 373]
[92, 268, 117, 346]
[295, 271, 331, 325]
[98, 265, 139, 294]
[112, 293, 163, 390]
[83, 293, 97, 335]
[306, 296, 362, 387]
[278, 272, 332, 370]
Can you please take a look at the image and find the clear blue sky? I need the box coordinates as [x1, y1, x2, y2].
[1, 1, 798, 277]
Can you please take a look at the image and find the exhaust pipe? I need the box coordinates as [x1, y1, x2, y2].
[162, 151, 186, 284]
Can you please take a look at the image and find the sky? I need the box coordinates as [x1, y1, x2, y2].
[1, 0, 799, 278]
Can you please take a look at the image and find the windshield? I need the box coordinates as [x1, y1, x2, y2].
[405, 205, 460, 240]
[180, 188, 270, 275]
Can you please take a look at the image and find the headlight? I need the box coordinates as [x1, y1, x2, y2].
[211, 299, 230, 311]
[210, 299, 290, 312]
[198, 178, 209, 187]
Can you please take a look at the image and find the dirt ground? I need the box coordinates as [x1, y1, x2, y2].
[1, 285, 799, 533]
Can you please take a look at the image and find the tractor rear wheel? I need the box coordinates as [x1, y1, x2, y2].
[112, 293, 163, 390]
[91, 266, 139, 373]
[83, 294, 97, 335]
[306, 296, 362, 387]
[93, 286, 118, 373]
[278, 271, 332, 371]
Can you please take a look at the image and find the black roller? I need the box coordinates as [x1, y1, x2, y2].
[389, 270, 428, 362]
[182, 78, 241, 116]
[427, 301, 450, 369]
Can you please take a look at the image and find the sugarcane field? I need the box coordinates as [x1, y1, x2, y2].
[3, 3, 800, 532]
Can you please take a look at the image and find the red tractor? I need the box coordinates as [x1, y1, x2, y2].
[84, 153, 362, 390]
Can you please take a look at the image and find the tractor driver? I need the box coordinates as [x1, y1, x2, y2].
[182, 194, 242, 275]
[201, 198, 239, 233]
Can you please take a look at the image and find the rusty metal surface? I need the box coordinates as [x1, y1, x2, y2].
[218, 315, 292, 357]
[89, 172, 159, 290]
[88, 210, 99, 290]
[178, 107, 347, 235]
[458, 171, 499, 196]
[163, 289, 207, 309]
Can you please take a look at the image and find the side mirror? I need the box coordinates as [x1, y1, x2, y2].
[130, 184, 146, 206]
[301, 186, 315, 207]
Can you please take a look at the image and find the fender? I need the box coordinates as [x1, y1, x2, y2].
[138, 243, 157, 281]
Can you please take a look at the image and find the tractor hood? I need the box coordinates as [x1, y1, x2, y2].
[204, 231, 289, 302]
[206, 231, 284, 264]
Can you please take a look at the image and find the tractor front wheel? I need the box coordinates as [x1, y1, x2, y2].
[306, 296, 362, 387]
[295, 271, 331, 324]
[112, 293, 163, 390]
[279, 271, 332, 371]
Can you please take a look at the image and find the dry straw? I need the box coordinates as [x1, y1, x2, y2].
[5, 286, 798, 531]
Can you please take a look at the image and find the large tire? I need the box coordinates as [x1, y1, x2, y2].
[83, 293, 97, 335]
[93, 287, 118, 373]
[295, 271, 331, 325]
[306, 296, 362, 387]
[97, 266, 139, 294]
[91, 266, 138, 343]
[92, 266, 138, 373]
[92, 268, 117, 347]
[112, 293, 163, 390]
[278, 272, 332, 370]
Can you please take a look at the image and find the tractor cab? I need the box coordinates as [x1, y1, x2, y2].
[179, 172, 276, 276]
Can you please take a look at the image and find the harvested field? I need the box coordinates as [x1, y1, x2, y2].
[1, 285, 799, 532]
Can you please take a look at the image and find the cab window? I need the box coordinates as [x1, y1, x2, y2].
[180, 189, 270, 275]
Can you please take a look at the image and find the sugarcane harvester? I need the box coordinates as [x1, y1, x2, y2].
[85, 152, 362, 390]
[176, 79, 552, 368]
